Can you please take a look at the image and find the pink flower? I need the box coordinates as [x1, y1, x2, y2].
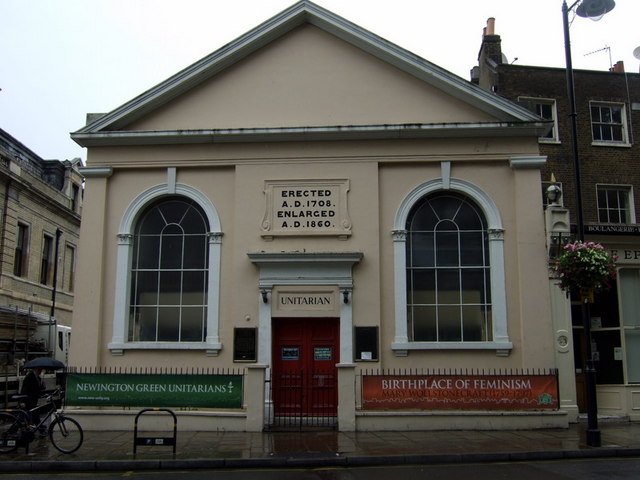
[554, 241, 617, 295]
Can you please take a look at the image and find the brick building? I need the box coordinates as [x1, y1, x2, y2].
[0, 128, 83, 366]
[475, 18, 640, 419]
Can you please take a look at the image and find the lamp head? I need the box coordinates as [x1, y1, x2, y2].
[576, 0, 615, 20]
[546, 184, 562, 205]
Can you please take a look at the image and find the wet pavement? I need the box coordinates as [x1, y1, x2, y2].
[2, 420, 640, 472]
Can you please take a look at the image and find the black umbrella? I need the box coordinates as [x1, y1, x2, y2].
[23, 357, 65, 370]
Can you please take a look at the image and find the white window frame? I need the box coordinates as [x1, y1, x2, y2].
[109, 183, 223, 356]
[596, 184, 635, 224]
[590, 101, 629, 146]
[391, 176, 512, 356]
[519, 96, 559, 143]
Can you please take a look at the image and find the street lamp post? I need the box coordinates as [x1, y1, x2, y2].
[561, 0, 615, 448]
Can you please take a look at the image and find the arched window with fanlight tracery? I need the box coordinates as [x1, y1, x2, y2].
[406, 191, 491, 342]
[392, 177, 511, 355]
[129, 196, 210, 342]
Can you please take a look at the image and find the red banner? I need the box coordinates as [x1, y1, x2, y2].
[362, 374, 558, 410]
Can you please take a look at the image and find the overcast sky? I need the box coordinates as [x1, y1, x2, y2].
[1, 0, 638, 162]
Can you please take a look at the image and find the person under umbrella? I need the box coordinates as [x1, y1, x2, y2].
[20, 366, 47, 434]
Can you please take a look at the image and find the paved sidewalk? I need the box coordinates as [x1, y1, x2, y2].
[2, 421, 640, 472]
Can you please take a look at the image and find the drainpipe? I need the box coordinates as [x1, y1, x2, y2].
[49, 228, 62, 357]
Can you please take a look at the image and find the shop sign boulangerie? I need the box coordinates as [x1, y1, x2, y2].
[362, 374, 558, 410]
[65, 373, 243, 408]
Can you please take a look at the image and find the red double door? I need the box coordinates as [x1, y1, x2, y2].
[272, 318, 339, 418]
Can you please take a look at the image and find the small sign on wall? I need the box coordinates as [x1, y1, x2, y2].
[233, 328, 257, 362]
[282, 347, 300, 360]
[314, 347, 332, 361]
[355, 327, 378, 361]
[273, 286, 340, 317]
[614, 347, 623, 361]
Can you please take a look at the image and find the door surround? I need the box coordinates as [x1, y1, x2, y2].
[247, 251, 362, 365]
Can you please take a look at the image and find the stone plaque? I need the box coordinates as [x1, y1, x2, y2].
[261, 179, 351, 237]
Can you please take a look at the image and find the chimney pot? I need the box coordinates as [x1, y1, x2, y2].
[485, 17, 496, 36]
[610, 61, 625, 72]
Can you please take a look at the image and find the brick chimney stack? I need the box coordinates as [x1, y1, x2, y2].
[479, 17, 502, 65]
[610, 61, 625, 73]
[474, 17, 503, 90]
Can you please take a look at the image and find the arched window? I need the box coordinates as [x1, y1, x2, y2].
[406, 192, 491, 342]
[392, 177, 511, 355]
[109, 182, 222, 356]
[130, 197, 209, 342]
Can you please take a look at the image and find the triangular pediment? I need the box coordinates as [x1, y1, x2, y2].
[72, 1, 546, 146]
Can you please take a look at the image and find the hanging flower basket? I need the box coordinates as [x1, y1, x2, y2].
[554, 241, 617, 301]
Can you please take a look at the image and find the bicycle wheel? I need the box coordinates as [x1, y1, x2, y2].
[0, 412, 21, 453]
[49, 416, 83, 454]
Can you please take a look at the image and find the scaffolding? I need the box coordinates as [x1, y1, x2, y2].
[0, 305, 53, 407]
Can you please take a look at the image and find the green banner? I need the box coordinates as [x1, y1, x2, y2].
[65, 373, 243, 408]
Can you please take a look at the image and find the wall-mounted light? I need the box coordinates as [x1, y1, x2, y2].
[546, 184, 562, 206]
[260, 289, 269, 304]
[343, 290, 350, 304]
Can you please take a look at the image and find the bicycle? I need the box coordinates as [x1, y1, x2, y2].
[0, 388, 83, 454]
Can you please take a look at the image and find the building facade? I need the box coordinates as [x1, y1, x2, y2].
[0, 128, 83, 366]
[69, 2, 563, 431]
[475, 18, 640, 419]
